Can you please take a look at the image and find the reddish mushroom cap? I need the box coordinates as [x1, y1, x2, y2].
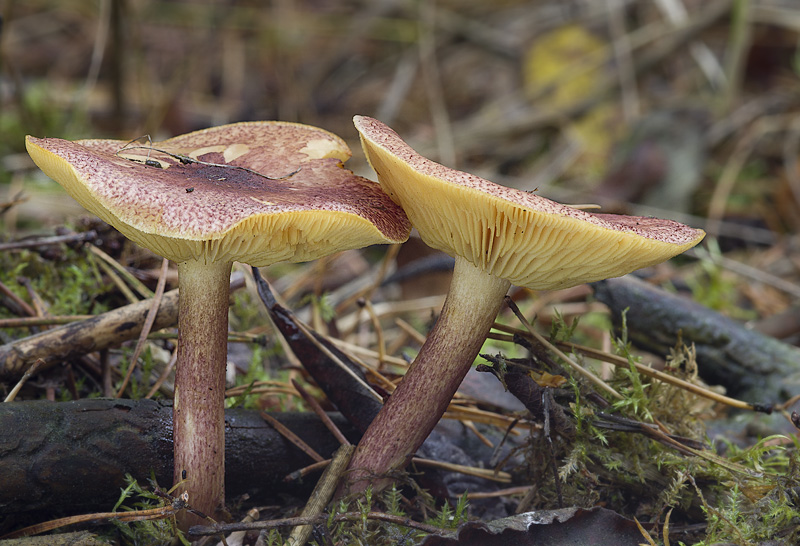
[26, 121, 411, 265]
[354, 115, 705, 290]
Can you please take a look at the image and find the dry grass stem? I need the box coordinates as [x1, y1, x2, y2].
[492, 322, 757, 412]
[292, 378, 351, 447]
[411, 457, 512, 483]
[116, 257, 169, 398]
[260, 411, 324, 463]
[394, 317, 428, 345]
[503, 298, 623, 400]
[88, 244, 154, 300]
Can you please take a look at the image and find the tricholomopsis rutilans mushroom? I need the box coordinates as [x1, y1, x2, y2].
[342, 115, 705, 496]
[25, 122, 410, 527]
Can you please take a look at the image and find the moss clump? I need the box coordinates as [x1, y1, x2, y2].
[0, 243, 111, 342]
[490, 313, 800, 545]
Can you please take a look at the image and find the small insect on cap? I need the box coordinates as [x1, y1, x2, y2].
[26, 122, 411, 266]
[354, 115, 705, 290]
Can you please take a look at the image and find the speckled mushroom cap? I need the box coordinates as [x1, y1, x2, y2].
[26, 122, 411, 266]
[354, 115, 704, 290]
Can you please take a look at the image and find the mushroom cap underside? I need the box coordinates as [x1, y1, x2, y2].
[354, 115, 705, 290]
[26, 121, 411, 266]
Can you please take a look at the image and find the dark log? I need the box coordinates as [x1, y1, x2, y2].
[0, 399, 358, 517]
[593, 276, 800, 405]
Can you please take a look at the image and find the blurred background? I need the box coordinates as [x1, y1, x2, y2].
[3, 0, 800, 321]
[3, 0, 799, 231]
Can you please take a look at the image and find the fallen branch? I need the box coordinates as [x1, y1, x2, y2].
[0, 276, 244, 379]
[593, 276, 800, 405]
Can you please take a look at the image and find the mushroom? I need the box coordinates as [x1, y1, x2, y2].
[344, 115, 705, 493]
[25, 122, 410, 524]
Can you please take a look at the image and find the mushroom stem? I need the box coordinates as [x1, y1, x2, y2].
[343, 255, 511, 495]
[173, 260, 233, 527]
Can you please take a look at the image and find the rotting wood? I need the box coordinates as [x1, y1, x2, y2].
[593, 275, 800, 405]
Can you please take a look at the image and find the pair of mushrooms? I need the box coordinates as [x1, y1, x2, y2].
[26, 117, 703, 524]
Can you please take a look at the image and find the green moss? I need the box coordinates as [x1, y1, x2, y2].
[300, 292, 336, 323]
[684, 241, 757, 320]
[309, 486, 469, 546]
[225, 345, 304, 411]
[0, 244, 111, 345]
[504, 310, 800, 544]
[1, 245, 108, 314]
[114, 346, 158, 400]
[107, 474, 190, 546]
[228, 288, 265, 332]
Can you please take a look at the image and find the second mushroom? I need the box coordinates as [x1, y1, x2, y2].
[343, 115, 705, 495]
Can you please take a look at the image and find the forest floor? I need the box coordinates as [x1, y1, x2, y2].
[3, 1, 800, 544]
